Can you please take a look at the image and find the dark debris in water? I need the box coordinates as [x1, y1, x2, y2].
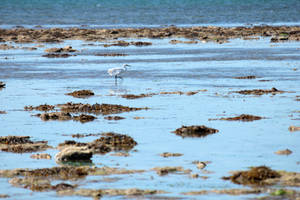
[172, 125, 219, 138]
[65, 90, 95, 98]
[0, 136, 51, 153]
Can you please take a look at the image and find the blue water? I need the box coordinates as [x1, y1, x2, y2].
[1, 0, 300, 27]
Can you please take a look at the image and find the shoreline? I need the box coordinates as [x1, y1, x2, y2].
[1, 25, 300, 43]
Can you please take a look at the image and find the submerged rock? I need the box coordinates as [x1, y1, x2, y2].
[234, 75, 256, 79]
[45, 46, 77, 53]
[172, 125, 219, 138]
[30, 153, 52, 160]
[182, 188, 262, 195]
[57, 102, 147, 115]
[121, 93, 154, 99]
[0, 136, 51, 153]
[72, 114, 97, 123]
[222, 166, 281, 185]
[0, 166, 144, 181]
[160, 152, 183, 157]
[219, 114, 263, 122]
[234, 87, 284, 95]
[39, 112, 72, 121]
[42, 53, 74, 58]
[152, 166, 191, 176]
[59, 188, 165, 198]
[65, 90, 94, 98]
[104, 116, 125, 120]
[24, 104, 55, 112]
[95, 53, 127, 56]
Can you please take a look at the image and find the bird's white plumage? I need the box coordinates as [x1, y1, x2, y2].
[107, 64, 130, 79]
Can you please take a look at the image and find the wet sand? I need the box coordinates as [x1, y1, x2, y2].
[0, 26, 300, 199]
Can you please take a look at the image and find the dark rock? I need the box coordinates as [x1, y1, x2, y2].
[172, 125, 219, 138]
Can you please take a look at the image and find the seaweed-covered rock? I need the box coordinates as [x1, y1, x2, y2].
[222, 166, 281, 185]
[65, 90, 94, 98]
[0, 136, 51, 153]
[172, 125, 219, 138]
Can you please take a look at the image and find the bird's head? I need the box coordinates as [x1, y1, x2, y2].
[123, 64, 131, 68]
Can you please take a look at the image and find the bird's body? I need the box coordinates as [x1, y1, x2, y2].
[107, 64, 130, 80]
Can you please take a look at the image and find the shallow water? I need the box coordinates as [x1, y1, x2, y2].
[0, 37, 300, 199]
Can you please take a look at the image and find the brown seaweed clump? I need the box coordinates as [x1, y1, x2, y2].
[219, 114, 263, 122]
[234, 87, 284, 95]
[172, 125, 219, 138]
[222, 166, 281, 185]
[24, 104, 55, 112]
[65, 90, 95, 98]
[57, 102, 147, 115]
[0, 136, 51, 153]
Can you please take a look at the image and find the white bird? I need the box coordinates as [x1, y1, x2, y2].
[107, 64, 131, 80]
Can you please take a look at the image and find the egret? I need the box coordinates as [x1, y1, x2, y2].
[107, 64, 131, 81]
